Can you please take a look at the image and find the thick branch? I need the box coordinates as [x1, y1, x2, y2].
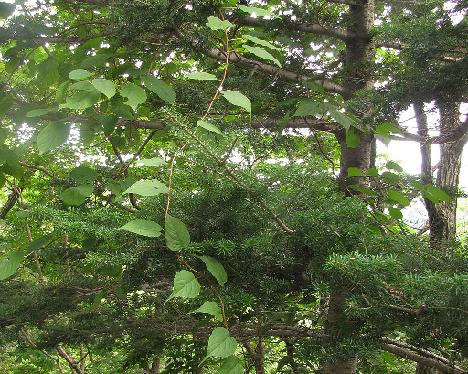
[0, 191, 19, 219]
[56, 346, 84, 374]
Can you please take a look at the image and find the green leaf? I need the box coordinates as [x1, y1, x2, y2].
[60, 185, 92, 206]
[37, 122, 70, 154]
[386, 161, 403, 172]
[223, 90, 251, 113]
[69, 69, 92, 80]
[219, 356, 244, 374]
[28, 235, 54, 252]
[206, 16, 233, 31]
[199, 255, 227, 286]
[243, 45, 281, 67]
[60, 89, 101, 110]
[91, 79, 116, 99]
[387, 190, 411, 207]
[205, 327, 237, 360]
[69, 80, 96, 92]
[120, 219, 162, 238]
[346, 128, 360, 148]
[26, 107, 57, 118]
[70, 165, 97, 184]
[347, 167, 363, 177]
[376, 122, 400, 136]
[119, 82, 147, 111]
[0, 250, 24, 281]
[142, 76, 176, 104]
[0, 2, 15, 19]
[123, 179, 168, 196]
[168, 270, 200, 300]
[135, 157, 166, 167]
[367, 167, 379, 177]
[424, 185, 452, 203]
[238, 5, 271, 17]
[293, 100, 324, 117]
[197, 120, 223, 135]
[244, 35, 280, 50]
[191, 301, 223, 322]
[348, 184, 376, 196]
[388, 207, 403, 220]
[382, 171, 400, 184]
[165, 215, 190, 251]
[186, 72, 218, 81]
[329, 109, 356, 130]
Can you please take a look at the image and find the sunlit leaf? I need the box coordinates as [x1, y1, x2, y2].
[223, 90, 251, 113]
[197, 120, 223, 135]
[199, 255, 227, 286]
[142, 76, 176, 104]
[91, 79, 116, 99]
[165, 215, 190, 251]
[168, 270, 200, 300]
[191, 301, 223, 322]
[37, 122, 70, 154]
[0, 250, 24, 281]
[206, 16, 233, 31]
[120, 219, 162, 237]
[69, 69, 92, 80]
[186, 72, 218, 81]
[119, 82, 147, 111]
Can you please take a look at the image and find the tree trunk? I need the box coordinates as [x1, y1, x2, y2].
[324, 1, 375, 373]
[416, 363, 444, 374]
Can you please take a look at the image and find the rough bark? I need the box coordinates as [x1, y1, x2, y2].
[324, 1, 375, 373]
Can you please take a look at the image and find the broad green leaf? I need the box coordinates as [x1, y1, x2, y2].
[346, 128, 360, 148]
[244, 35, 280, 50]
[56, 81, 70, 103]
[165, 215, 190, 251]
[197, 120, 223, 135]
[424, 185, 452, 203]
[142, 76, 176, 104]
[0, 2, 15, 18]
[329, 109, 356, 130]
[37, 122, 70, 154]
[206, 16, 233, 31]
[199, 255, 227, 286]
[191, 301, 223, 322]
[243, 45, 281, 67]
[386, 161, 403, 172]
[69, 69, 92, 80]
[120, 82, 147, 111]
[60, 89, 101, 110]
[28, 235, 54, 252]
[135, 157, 166, 167]
[293, 100, 325, 117]
[382, 171, 400, 184]
[120, 219, 162, 237]
[388, 207, 403, 219]
[0, 250, 24, 281]
[187, 72, 218, 81]
[387, 190, 411, 207]
[223, 90, 251, 113]
[69, 80, 96, 92]
[205, 327, 237, 359]
[347, 167, 363, 177]
[348, 184, 376, 196]
[123, 179, 168, 196]
[168, 270, 200, 300]
[367, 167, 379, 177]
[91, 79, 116, 99]
[70, 165, 97, 184]
[26, 107, 57, 118]
[219, 356, 244, 374]
[60, 185, 92, 206]
[376, 122, 400, 136]
[238, 5, 271, 17]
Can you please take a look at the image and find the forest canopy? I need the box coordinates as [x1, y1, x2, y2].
[0, 0, 467, 373]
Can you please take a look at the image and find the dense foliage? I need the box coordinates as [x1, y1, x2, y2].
[0, 0, 466, 373]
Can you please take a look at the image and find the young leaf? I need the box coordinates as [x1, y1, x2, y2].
[243, 45, 281, 67]
[223, 90, 251, 113]
[120, 219, 162, 238]
[199, 255, 227, 286]
[197, 120, 223, 135]
[69, 165, 97, 184]
[347, 167, 363, 177]
[346, 128, 360, 148]
[387, 190, 411, 207]
[123, 179, 168, 196]
[168, 270, 200, 300]
[238, 5, 271, 17]
[186, 72, 218, 81]
[244, 35, 280, 50]
[69, 69, 92, 80]
[60, 185, 92, 206]
[91, 79, 116, 99]
[119, 82, 147, 111]
[37, 122, 70, 154]
[165, 215, 190, 251]
[191, 301, 223, 322]
[135, 157, 166, 167]
[0, 250, 24, 281]
[206, 16, 233, 31]
[219, 356, 244, 374]
[142, 76, 176, 104]
[205, 327, 237, 359]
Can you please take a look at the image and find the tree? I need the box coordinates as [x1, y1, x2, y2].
[0, 1, 467, 373]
